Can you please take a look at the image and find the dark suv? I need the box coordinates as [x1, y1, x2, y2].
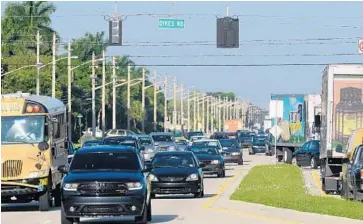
[58, 145, 152, 224]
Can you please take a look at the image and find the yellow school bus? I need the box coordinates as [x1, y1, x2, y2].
[1, 92, 68, 211]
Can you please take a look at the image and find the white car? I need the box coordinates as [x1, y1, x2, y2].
[189, 136, 209, 145]
[190, 139, 223, 153]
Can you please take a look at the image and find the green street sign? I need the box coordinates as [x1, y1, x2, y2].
[158, 18, 185, 29]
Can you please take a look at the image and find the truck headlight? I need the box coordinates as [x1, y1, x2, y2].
[126, 182, 143, 190]
[231, 152, 240, 156]
[63, 183, 79, 191]
[148, 174, 158, 182]
[211, 160, 219, 164]
[186, 173, 199, 181]
[29, 170, 48, 178]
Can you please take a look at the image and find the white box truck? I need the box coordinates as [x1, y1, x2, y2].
[320, 64, 363, 193]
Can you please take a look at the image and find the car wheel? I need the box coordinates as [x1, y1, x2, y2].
[310, 157, 318, 169]
[147, 199, 152, 221]
[150, 193, 156, 199]
[194, 188, 204, 198]
[61, 203, 79, 224]
[238, 159, 243, 165]
[39, 190, 51, 211]
[135, 202, 148, 224]
[53, 184, 62, 207]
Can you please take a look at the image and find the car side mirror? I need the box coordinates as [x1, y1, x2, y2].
[58, 165, 68, 174]
[342, 158, 350, 164]
[199, 163, 205, 168]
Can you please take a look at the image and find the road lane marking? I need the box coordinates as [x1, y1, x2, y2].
[311, 170, 327, 197]
[201, 170, 303, 224]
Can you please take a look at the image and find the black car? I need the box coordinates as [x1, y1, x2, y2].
[58, 145, 152, 224]
[219, 139, 243, 165]
[146, 151, 204, 198]
[292, 140, 321, 169]
[185, 145, 225, 178]
[104, 136, 146, 163]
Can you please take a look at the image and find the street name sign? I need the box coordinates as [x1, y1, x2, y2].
[159, 18, 185, 29]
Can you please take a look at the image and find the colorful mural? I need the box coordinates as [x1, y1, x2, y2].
[271, 94, 305, 143]
[332, 80, 363, 152]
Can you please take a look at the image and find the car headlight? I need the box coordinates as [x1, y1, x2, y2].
[148, 174, 158, 182]
[63, 183, 79, 191]
[231, 152, 240, 156]
[168, 146, 176, 150]
[186, 173, 199, 181]
[211, 160, 219, 164]
[126, 182, 143, 190]
[29, 170, 48, 178]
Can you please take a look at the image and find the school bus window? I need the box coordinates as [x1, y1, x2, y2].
[54, 115, 61, 138]
[1, 116, 46, 144]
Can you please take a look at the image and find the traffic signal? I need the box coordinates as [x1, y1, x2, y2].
[108, 20, 122, 46]
[216, 17, 239, 48]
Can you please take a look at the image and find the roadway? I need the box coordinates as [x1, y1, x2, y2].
[2, 150, 362, 224]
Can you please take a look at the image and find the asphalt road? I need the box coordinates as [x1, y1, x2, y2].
[2, 151, 362, 224]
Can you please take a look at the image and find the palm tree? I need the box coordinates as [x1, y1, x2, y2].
[69, 32, 108, 61]
[1, 1, 58, 56]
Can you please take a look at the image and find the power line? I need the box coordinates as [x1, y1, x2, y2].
[3, 63, 361, 67]
[125, 53, 360, 58]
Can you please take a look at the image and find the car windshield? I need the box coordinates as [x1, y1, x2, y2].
[187, 146, 218, 155]
[220, 139, 238, 148]
[103, 138, 136, 147]
[83, 141, 102, 147]
[239, 132, 255, 138]
[152, 154, 196, 168]
[151, 135, 173, 142]
[252, 136, 266, 143]
[139, 137, 153, 145]
[1, 115, 46, 144]
[192, 141, 218, 147]
[70, 152, 140, 171]
[188, 132, 203, 138]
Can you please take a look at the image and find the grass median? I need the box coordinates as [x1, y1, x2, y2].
[230, 164, 363, 220]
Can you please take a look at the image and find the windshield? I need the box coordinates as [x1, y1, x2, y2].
[220, 139, 239, 148]
[103, 138, 136, 147]
[70, 152, 140, 171]
[1, 116, 46, 144]
[139, 137, 153, 145]
[151, 135, 173, 142]
[187, 146, 218, 155]
[176, 140, 187, 145]
[239, 132, 255, 138]
[192, 141, 219, 147]
[252, 136, 267, 143]
[152, 154, 196, 168]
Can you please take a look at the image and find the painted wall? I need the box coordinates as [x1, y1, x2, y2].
[270, 94, 306, 143]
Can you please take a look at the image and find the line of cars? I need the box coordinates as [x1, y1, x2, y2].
[60, 130, 246, 223]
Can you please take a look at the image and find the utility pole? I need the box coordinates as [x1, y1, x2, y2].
[141, 68, 146, 132]
[36, 30, 40, 95]
[193, 92, 197, 131]
[101, 50, 106, 137]
[52, 33, 56, 98]
[163, 75, 168, 132]
[127, 64, 131, 130]
[91, 52, 96, 137]
[197, 94, 200, 131]
[153, 71, 157, 131]
[180, 84, 184, 128]
[202, 95, 205, 132]
[211, 97, 214, 133]
[112, 56, 116, 129]
[173, 76, 177, 131]
[218, 96, 221, 131]
[206, 96, 209, 134]
[67, 41, 72, 142]
[187, 90, 190, 132]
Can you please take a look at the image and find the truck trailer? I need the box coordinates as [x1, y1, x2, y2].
[267, 94, 307, 162]
[319, 64, 363, 194]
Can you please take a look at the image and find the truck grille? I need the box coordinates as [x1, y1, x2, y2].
[2, 160, 23, 178]
[78, 182, 128, 196]
[159, 177, 185, 182]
